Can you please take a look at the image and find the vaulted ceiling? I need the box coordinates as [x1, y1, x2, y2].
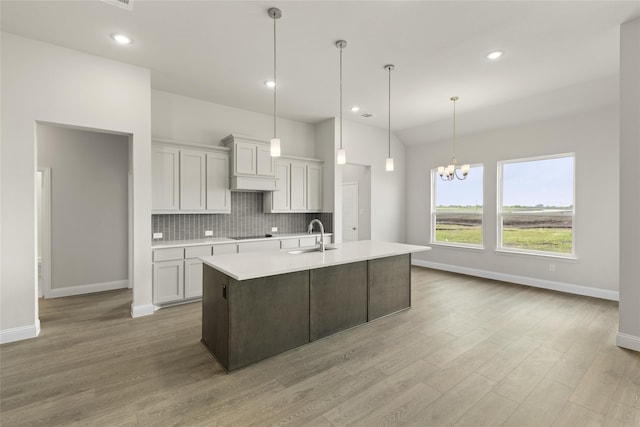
[2, 1, 639, 144]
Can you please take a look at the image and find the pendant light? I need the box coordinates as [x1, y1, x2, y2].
[336, 40, 347, 165]
[437, 96, 470, 180]
[384, 64, 395, 172]
[268, 7, 282, 157]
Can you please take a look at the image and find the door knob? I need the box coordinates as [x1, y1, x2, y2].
[352, 227, 356, 230]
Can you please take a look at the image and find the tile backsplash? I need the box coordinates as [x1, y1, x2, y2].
[152, 192, 333, 242]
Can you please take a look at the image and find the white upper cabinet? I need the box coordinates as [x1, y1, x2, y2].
[206, 152, 231, 213]
[235, 141, 257, 175]
[180, 149, 206, 211]
[221, 134, 277, 191]
[268, 159, 291, 212]
[307, 162, 323, 212]
[256, 144, 275, 176]
[290, 161, 307, 212]
[264, 156, 323, 213]
[152, 146, 180, 211]
[152, 140, 231, 214]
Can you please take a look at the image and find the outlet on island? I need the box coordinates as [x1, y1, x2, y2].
[271, 227, 278, 232]
[204, 230, 213, 237]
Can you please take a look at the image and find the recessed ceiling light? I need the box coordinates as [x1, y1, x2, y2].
[264, 80, 276, 88]
[111, 33, 132, 45]
[351, 106, 360, 112]
[487, 51, 503, 60]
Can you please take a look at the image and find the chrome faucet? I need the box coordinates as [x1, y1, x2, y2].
[307, 219, 325, 252]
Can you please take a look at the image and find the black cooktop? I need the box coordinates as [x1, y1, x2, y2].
[230, 234, 273, 240]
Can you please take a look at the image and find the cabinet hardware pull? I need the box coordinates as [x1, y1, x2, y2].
[222, 284, 227, 299]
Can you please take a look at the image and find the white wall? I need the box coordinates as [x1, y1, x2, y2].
[617, 17, 640, 352]
[314, 118, 406, 243]
[37, 125, 129, 295]
[407, 106, 620, 299]
[151, 90, 316, 158]
[1, 33, 153, 343]
[342, 164, 372, 240]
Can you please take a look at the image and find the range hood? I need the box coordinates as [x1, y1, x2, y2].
[221, 134, 278, 192]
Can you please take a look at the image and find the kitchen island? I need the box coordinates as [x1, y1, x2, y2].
[200, 240, 430, 371]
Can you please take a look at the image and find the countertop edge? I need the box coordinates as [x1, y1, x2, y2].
[201, 241, 431, 281]
[152, 232, 332, 249]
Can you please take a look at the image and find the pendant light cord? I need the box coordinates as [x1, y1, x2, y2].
[452, 97, 457, 161]
[388, 67, 391, 158]
[339, 45, 343, 150]
[273, 15, 277, 140]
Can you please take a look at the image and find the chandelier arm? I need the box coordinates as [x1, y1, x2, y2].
[454, 168, 467, 180]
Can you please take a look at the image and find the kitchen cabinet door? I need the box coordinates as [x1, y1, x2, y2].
[180, 149, 206, 211]
[152, 146, 179, 211]
[206, 152, 231, 213]
[235, 141, 257, 175]
[256, 144, 275, 177]
[307, 162, 323, 212]
[153, 260, 184, 304]
[184, 258, 204, 299]
[290, 161, 307, 211]
[265, 160, 290, 212]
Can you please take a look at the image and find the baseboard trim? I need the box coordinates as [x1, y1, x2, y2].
[616, 332, 640, 352]
[0, 320, 41, 344]
[49, 280, 129, 298]
[131, 303, 157, 318]
[412, 259, 619, 301]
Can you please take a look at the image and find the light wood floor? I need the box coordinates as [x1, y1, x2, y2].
[1, 267, 639, 426]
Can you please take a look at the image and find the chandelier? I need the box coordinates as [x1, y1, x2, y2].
[437, 96, 470, 180]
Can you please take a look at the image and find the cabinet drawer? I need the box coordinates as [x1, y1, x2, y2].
[185, 245, 213, 258]
[299, 237, 317, 248]
[280, 239, 299, 249]
[237, 240, 281, 253]
[213, 243, 238, 255]
[153, 247, 184, 262]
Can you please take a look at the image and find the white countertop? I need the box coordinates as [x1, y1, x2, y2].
[152, 232, 332, 249]
[200, 240, 431, 281]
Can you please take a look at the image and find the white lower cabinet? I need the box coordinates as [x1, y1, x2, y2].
[153, 260, 184, 304]
[153, 245, 212, 305]
[184, 258, 204, 299]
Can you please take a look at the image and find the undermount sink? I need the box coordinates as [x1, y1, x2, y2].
[287, 246, 338, 255]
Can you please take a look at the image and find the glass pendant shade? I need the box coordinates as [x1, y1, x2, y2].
[270, 138, 281, 157]
[337, 148, 346, 165]
[461, 164, 471, 176]
[386, 157, 394, 171]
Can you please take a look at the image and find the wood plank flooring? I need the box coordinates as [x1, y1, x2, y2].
[1, 267, 638, 426]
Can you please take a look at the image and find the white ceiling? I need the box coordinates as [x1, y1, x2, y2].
[2, 1, 639, 145]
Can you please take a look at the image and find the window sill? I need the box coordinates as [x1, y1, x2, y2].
[429, 242, 484, 252]
[494, 249, 577, 262]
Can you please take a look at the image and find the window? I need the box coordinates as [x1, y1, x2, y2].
[498, 154, 575, 256]
[431, 165, 483, 247]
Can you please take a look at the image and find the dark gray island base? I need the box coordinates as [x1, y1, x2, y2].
[201, 254, 411, 371]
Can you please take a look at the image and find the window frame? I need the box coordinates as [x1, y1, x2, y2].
[496, 153, 576, 258]
[430, 164, 485, 249]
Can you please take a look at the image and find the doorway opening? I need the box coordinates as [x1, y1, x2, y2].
[36, 123, 131, 307]
[341, 164, 371, 241]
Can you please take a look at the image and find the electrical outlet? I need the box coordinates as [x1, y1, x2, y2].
[204, 230, 213, 237]
[153, 232, 163, 239]
[549, 263, 556, 272]
[271, 226, 278, 232]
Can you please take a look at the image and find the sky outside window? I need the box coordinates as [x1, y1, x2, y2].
[435, 165, 483, 207]
[502, 156, 574, 207]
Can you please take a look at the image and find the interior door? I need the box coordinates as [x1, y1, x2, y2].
[342, 182, 359, 241]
